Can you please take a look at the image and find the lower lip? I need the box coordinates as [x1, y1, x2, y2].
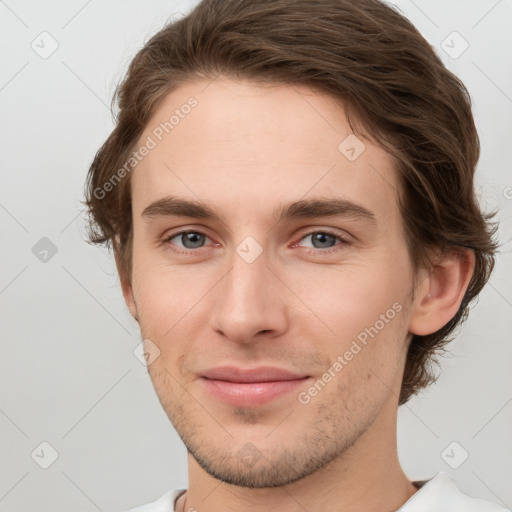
[199, 377, 310, 407]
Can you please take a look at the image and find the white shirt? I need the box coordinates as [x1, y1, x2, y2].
[127, 472, 510, 512]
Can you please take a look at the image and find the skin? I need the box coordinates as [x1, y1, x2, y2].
[116, 76, 475, 512]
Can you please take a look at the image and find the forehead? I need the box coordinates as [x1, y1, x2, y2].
[131, 77, 400, 226]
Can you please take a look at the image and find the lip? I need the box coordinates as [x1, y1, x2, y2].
[201, 366, 307, 382]
[199, 366, 310, 407]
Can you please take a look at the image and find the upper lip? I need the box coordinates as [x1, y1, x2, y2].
[200, 366, 308, 383]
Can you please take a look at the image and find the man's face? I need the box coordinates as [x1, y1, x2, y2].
[125, 77, 418, 487]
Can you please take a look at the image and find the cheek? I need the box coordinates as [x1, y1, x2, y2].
[133, 256, 203, 316]
[289, 261, 407, 335]
[131, 263, 215, 363]
[286, 259, 410, 389]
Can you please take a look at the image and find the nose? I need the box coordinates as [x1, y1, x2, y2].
[209, 243, 289, 345]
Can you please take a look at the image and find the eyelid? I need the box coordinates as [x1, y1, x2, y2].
[291, 229, 351, 252]
[163, 226, 352, 254]
[293, 227, 352, 244]
[163, 229, 216, 250]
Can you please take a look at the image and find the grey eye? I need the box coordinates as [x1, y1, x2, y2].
[172, 231, 207, 249]
[302, 232, 338, 249]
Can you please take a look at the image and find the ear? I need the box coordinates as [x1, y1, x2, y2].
[114, 247, 138, 322]
[408, 247, 475, 336]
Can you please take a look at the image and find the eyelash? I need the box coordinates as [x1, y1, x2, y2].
[163, 229, 350, 255]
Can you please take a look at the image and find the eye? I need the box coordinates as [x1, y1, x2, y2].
[163, 229, 350, 255]
[164, 230, 212, 253]
[295, 230, 349, 253]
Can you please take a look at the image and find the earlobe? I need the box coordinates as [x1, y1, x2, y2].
[114, 249, 138, 322]
[408, 248, 475, 336]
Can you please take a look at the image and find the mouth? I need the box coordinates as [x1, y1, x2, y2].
[199, 366, 311, 407]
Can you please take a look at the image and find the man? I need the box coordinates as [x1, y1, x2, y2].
[84, 0, 506, 510]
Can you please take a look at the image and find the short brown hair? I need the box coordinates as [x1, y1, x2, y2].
[84, 0, 498, 405]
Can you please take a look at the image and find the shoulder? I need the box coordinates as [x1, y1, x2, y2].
[125, 489, 186, 512]
[402, 472, 510, 512]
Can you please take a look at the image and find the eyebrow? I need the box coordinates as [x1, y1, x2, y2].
[141, 195, 377, 226]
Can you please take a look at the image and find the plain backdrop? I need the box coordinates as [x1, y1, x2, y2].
[1, 1, 511, 511]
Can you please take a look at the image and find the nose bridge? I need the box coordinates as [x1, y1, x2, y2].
[209, 237, 288, 341]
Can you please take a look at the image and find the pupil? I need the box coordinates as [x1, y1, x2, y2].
[313, 232, 334, 248]
[183, 232, 204, 248]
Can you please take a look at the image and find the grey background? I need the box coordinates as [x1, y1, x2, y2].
[0, 0, 511, 511]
